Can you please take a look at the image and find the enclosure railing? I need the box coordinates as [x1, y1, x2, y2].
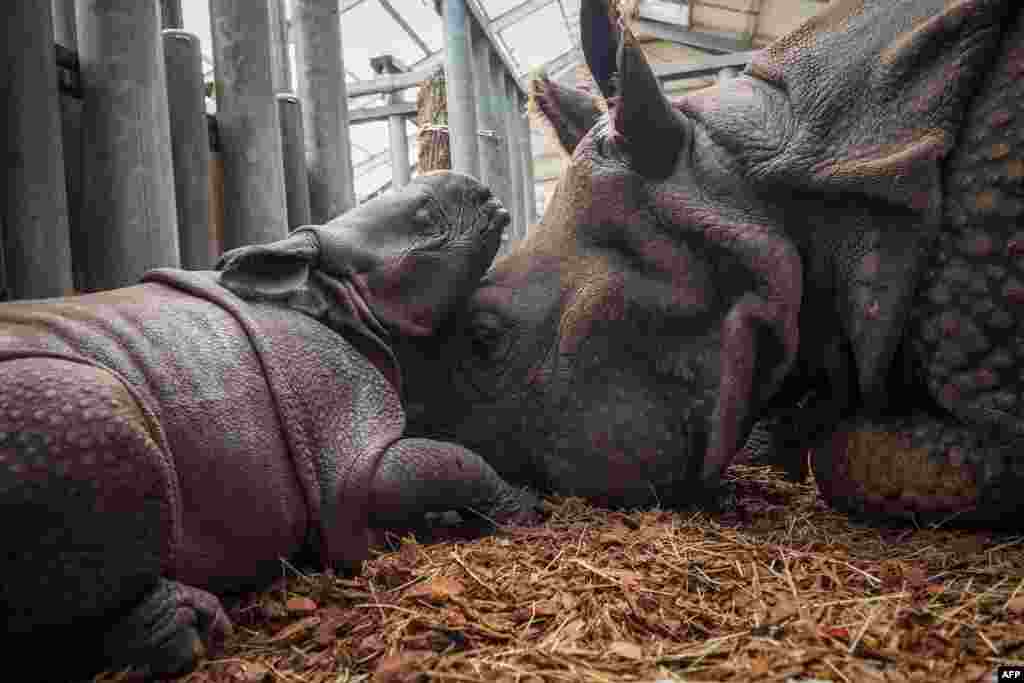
[1, 0, 539, 301]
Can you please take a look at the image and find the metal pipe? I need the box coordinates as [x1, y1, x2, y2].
[388, 105, 411, 189]
[77, 0, 178, 291]
[488, 51, 511, 247]
[517, 94, 536, 229]
[210, 0, 289, 248]
[277, 94, 313, 229]
[51, 0, 77, 49]
[160, 0, 184, 28]
[716, 66, 739, 82]
[2, 0, 74, 298]
[293, 0, 356, 222]
[268, 0, 292, 92]
[442, 0, 480, 178]
[470, 19, 501, 190]
[503, 75, 525, 241]
[164, 30, 215, 269]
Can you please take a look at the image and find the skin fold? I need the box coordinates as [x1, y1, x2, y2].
[405, 0, 1024, 526]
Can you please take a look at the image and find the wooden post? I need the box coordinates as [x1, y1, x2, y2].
[293, 0, 356, 222]
[164, 30, 215, 269]
[2, 0, 75, 298]
[210, 0, 289, 248]
[160, 0, 184, 28]
[268, 0, 292, 93]
[51, 0, 77, 49]
[277, 94, 313, 229]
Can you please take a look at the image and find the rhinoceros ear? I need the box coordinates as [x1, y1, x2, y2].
[612, 26, 686, 179]
[745, 0, 1013, 404]
[216, 231, 320, 301]
[530, 76, 605, 156]
[581, 0, 620, 99]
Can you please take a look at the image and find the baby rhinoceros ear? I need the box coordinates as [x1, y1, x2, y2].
[216, 231, 321, 302]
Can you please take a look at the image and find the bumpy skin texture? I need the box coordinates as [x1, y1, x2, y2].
[0, 172, 536, 681]
[407, 0, 1024, 525]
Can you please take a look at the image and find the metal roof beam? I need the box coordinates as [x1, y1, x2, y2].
[347, 68, 431, 96]
[377, 0, 433, 56]
[652, 51, 756, 80]
[348, 100, 418, 123]
[491, 0, 554, 32]
[632, 18, 751, 54]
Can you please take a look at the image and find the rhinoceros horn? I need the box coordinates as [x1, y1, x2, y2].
[582, 0, 686, 179]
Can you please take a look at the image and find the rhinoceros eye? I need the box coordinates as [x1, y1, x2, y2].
[469, 312, 510, 363]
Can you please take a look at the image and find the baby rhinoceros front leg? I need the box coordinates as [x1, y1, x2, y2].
[368, 438, 541, 537]
[0, 357, 229, 680]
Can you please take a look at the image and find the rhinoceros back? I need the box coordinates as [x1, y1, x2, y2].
[0, 277, 314, 592]
[909, 7, 1024, 440]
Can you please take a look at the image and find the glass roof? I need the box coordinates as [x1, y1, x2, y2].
[180, 0, 585, 200]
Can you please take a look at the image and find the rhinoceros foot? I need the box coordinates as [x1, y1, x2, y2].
[812, 416, 1023, 525]
[100, 578, 232, 678]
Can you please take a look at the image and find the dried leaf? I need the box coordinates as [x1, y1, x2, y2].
[405, 576, 465, 602]
[609, 641, 645, 659]
[285, 596, 317, 614]
[269, 615, 319, 643]
[1007, 596, 1024, 615]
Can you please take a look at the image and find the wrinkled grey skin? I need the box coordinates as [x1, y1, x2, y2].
[0, 172, 540, 681]
[405, 0, 1024, 524]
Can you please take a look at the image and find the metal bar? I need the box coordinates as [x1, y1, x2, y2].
[161, 0, 185, 28]
[517, 94, 536, 228]
[277, 94, 313, 229]
[388, 108, 411, 189]
[294, 0, 357, 222]
[349, 102, 417, 123]
[347, 68, 427, 96]
[341, 0, 368, 9]
[435, 0, 527, 97]
[51, 0, 77, 49]
[716, 66, 739, 82]
[632, 18, 751, 54]
[540, 47, 580, 80]
[652, 51, 756, 81]
[164, 30, 216, 269]
[77, 0, 179, 291]
[488, 50, 511, 245]
[378, 0, 432, 57]
[470, 20, 501, 190]
[269, 0, 293, 92]
[442, 0, 480, 177]
[502, 75, 524, 241]
[372, 55, 412, 190]
[412, 51, 443, 71]
[210, 0, 289, 248]
[3, 0, 74, 298]
[491, 0, 554, 32]
[555, 0, 577, 49]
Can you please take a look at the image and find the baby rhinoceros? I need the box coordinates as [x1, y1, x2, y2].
[0, 171, 537, 681]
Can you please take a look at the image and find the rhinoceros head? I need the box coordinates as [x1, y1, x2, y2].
[217, 171, 509, 339]
[406, 0, 1012, 505]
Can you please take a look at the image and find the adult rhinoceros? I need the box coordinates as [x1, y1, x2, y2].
[403, 0, 1024, 524]
[0, 171, 538, 681]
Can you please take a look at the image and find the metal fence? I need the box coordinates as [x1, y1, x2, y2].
[0, 0, 537, 301]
